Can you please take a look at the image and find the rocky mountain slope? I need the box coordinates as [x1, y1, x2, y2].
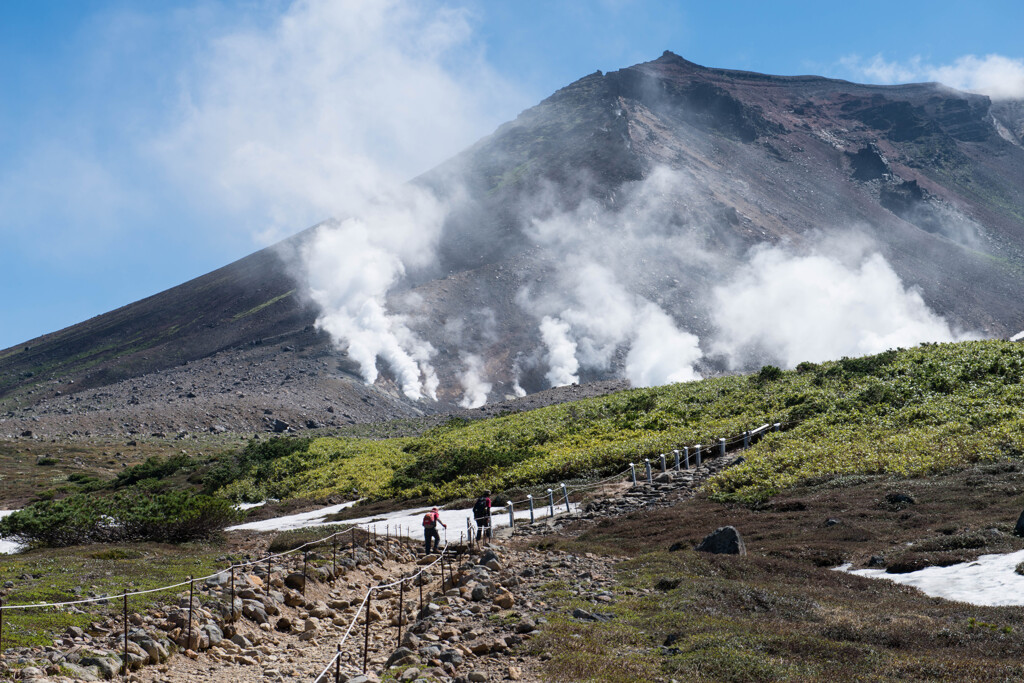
[2, 52, 1024, 438]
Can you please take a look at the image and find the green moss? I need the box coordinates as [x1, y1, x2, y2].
[232, 289, 295, 320]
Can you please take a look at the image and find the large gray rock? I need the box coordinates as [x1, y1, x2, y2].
[694, 526, 746, 555]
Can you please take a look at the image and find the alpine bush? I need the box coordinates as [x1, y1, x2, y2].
[0, 491, 241, 548]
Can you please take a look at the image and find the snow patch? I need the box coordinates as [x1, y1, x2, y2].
[227, 499, 576, 542]
[0, 510, 23, 555]
[838, 549, 1024, 606]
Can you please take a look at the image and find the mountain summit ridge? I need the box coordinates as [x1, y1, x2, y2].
[2, 53, 1023, 437]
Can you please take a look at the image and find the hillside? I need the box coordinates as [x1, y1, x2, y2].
[3, 52, 1024, 439]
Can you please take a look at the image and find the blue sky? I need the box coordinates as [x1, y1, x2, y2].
[2, 0, 1023, 350]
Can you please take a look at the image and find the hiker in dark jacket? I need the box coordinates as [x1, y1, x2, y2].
[423, 507, 446, 554]
[474, 490, 492, 542]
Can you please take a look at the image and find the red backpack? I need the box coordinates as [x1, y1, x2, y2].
[422, 512, 436, 527]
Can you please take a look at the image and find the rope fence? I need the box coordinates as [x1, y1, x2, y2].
[0, 417, 791, 680]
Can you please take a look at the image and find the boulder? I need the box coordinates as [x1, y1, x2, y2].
[694, 526, 746, 555]
[284, 572, 307, 591]
[385, 647, 417, 669]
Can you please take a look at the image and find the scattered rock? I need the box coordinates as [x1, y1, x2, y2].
[694, 526, 746, 555]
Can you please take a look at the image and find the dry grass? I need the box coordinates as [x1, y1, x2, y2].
[526, 464, 1024, 681]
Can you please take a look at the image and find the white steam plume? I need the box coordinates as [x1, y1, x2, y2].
[626, 304, 702, 386]
[302, 186, 448, 400]
[540, 316, 580, 387]
[457, 353, 492, 409]
[521, 167, 710, 388]
[711, 245, 974, 369]
[841, 53, 1024, 100]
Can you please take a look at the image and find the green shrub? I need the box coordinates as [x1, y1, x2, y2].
[0, 491, 241, 547]
[113, 454, 195, 488]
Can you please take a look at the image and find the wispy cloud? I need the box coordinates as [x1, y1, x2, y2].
[156, 0, 525, 243]
[840, 53, 1024, 99]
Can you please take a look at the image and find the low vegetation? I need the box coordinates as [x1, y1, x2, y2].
[209, 341, 1024, 506]
[530, 466, 1024, 681]
[0, 491, 240, 547]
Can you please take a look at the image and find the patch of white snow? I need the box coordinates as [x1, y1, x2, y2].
[0, 510, 23, 555]
[839, 549, 1024, 606]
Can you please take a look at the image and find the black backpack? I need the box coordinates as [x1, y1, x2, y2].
[473, 497, 489, 519]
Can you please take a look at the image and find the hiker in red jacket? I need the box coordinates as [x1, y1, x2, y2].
[422, 506, 446, 554]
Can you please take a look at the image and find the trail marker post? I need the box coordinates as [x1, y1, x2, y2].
[695, 445, 702, 467]
[302, 550, 308, 596]
[547, 489, 555, 516]
[397, 576, 405, 647]
[122, 591, 128, 675]
[719, 438, 726, 457]
[774, 422, 780, 432]
[673, 449, 680, 470]
[187, 577, 194, 648]
[744, 431, 750, 449]
[508, 501, 515, 530]
[683, 447, 690, 469]
[561, 483, 571, 513]
[629, 463, 637, 486]
[363, 590, 371, 674]
[528, 495, 535, 523]
[660, 453, 667, 472]
[645, 459, 652, 484]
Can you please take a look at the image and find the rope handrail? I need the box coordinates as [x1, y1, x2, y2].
[0, 417, 788, 615]
[311, 541, 449, 679]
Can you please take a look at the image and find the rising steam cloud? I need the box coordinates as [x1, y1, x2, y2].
[302, 187, 448, 400]
[711, 245, 975, 368]
[458, 353, 492, 408]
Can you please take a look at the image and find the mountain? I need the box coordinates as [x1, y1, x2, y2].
[3, 51, 1024, 438]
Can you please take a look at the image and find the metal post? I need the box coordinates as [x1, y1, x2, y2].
[0, 598, 4, 653]
[335, 644, 341, 683]
[267, 554, 272, 587]
[466, 516, 472, 549]
[352, 527, 356, 559]
[386, 525, 390, 542]
[744, 431, 750, 449]
[333, 535, 337, 579]
[695, 445, 702, 467]
[644, 459, 652, 483]
[398, 576, 405, 647]
[187, 577, 194, 648]
[660, 453, 667, 472]
[230, 565, 236, 621]
[774, 422, 780, 432]
[122, 591, 128, 675]
[302, 550, 308, 596]
[561, 483, 571, 513]
[528, 495, 535, 523]
[419, 570, 424, 610]
[363, 589, 371, 674]
[508, 501, 515, 529]
[673, 450, 680, 471]
[683, 447, 690, 469]
[630, 463, 637, 486]
[719, 438, 726, 457]
[547, 488, 555, 516]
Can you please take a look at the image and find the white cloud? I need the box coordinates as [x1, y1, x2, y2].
[157, 0, 523, 242]
[841, 53, 1024, 99]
